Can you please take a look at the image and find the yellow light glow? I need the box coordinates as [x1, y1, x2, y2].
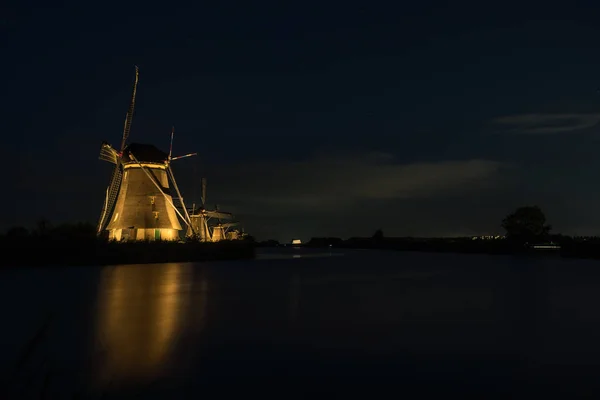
[123, 163, 166, 170]
[92, 263, 199, 386]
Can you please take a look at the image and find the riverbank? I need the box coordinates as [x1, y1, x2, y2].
[0, 240, 256, 268]
[303, 236, 600, 259]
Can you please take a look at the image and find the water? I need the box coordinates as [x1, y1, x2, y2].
[1, 248, 600, 397]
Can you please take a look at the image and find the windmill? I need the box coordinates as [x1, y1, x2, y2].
[187, 178, 211, 241]
[188, 178, 239, 242]
[97, 67, 196, 241]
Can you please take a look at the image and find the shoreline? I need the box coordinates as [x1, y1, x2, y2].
[6, 237, 600, 268]
[298, 237, 600, 260]
[0, 240, 256, 268]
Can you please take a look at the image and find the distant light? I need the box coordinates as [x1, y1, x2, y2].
[292, 239, 302, 245]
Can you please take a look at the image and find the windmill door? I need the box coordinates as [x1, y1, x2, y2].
[154, 229, 161, 240]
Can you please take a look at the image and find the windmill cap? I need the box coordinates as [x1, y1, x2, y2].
[122, 143, 168, 163]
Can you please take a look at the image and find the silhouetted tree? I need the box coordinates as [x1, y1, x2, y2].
[502, 206, 551, 242]
[34, 218, 52, 236]
[6, 226, 29, 238]
[372, 229, 384, 242]
[51, 222, 97, 242]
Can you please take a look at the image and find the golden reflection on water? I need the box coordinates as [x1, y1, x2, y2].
[94, 263, 203, 385]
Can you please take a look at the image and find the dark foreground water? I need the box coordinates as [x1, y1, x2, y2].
[2, 248, 600, 398]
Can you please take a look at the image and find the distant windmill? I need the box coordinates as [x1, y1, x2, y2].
[97, 67, 196, 241]
[188, 178, 239, 242]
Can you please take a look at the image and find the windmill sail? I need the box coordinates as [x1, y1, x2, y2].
[120, 66, 139, 153]
[97, 66, 139, 236]
[201, 177, 207, 207]
[97, 163, 123, 234]
[99, 142, 119, 164]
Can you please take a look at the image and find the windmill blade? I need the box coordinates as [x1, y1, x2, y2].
[167, 127, 197, 162]
[169, 126, 174, 161]
[120, 66, 139, 152]
[201, 177, 207, 207]
[220, 222, 239, 228]
[170, 152, 197, 161]
[167, 164, 194, 233]
[97, 163, 123, 235]
[99, 142, 119, 164]
[205, 210, 234, 220]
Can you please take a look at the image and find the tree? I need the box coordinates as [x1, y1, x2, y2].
[372, 229, 384, 242]
[502, 206, 551, 242]
[34, 218, 52, 236]
[51, 222, 97, 242]
[6, 226, 29, 238]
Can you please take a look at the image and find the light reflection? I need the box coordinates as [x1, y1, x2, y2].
[93, 263, 195, 385]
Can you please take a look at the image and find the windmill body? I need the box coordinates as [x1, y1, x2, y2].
[188, 210, 212, 241]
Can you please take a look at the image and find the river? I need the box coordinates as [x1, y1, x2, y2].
[1, 248, 600, 397]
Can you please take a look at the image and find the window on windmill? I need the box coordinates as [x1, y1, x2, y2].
[114, 212, 119, 222]
[153, 211, 159, 219]
[149, 196, 156, 205]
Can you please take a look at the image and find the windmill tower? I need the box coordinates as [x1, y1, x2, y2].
[188, 178, 211, 241]
[210, 204, 226, 242]
[97, 67, 196, 241]
[188, 178, 238, 242]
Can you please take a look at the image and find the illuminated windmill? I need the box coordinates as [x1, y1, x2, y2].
[188, 178, 239, 242]
[97, 67, 196, 241]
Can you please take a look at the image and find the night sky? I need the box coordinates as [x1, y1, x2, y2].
[4, 2, 600, 241]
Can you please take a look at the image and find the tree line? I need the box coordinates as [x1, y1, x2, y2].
[2, 220, 97, 243]
[0, 205, 586, 246]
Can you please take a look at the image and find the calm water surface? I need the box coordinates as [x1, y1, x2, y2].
[2, 248, 600, 398]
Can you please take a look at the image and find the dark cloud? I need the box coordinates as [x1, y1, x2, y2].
[197, 152, 508, 241]
[493, 113, 600, 134]
[217, 153, 502, 206]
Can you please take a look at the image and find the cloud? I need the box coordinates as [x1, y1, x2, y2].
[187, 152, 509, 240]
[493, 113, 600, 134]
[209, 152, 505, 213]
